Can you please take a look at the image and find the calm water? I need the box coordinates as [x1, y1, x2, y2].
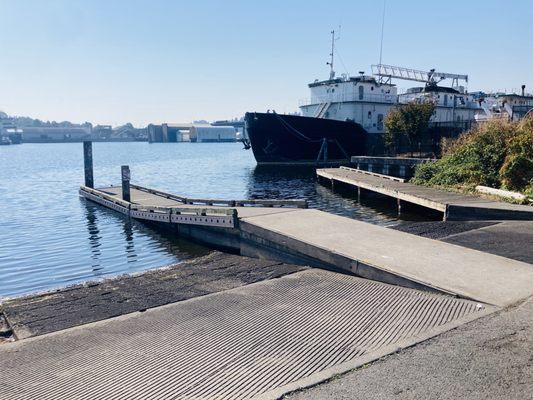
[0, 142, 407, 299]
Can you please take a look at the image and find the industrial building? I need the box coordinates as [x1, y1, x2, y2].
[148, 123, 237, 143]
[17, 126, 93, 143]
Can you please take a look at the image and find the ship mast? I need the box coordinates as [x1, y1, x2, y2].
[327, 30, 336, 80]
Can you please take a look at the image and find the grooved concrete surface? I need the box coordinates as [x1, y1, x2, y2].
[0, 270, 489, 400]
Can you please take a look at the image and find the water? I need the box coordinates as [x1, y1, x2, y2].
[0, 142, 408, 299]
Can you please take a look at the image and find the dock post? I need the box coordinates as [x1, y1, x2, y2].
[83, 141, 94, 188]
[121, 165, 131, 202]
[397, 198, 402, 216]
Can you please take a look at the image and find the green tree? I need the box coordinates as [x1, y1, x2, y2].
[384, 102, 436, 156]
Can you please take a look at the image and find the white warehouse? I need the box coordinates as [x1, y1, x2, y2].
[189, 125, 237, 143]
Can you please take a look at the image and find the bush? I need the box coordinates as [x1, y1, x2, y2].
[412, 115, 533, 194]
[499, 117, 533, 190]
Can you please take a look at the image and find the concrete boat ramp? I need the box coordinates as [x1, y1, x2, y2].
[1, 182, 532, 399]
[0, 270, 492, 400]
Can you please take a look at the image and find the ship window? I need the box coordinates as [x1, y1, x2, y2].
[332, 89, 335, 93]
[367, 111, 372, 119]
[359, 85, 364, 100]
[371, 86, 374, 91]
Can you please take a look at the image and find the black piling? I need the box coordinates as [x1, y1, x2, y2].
[83, 141, 94, 188]
[121, 165, 131, 202]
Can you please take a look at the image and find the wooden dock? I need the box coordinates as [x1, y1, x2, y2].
[80, 182, 533, 307]
[317, 166, 533, 221]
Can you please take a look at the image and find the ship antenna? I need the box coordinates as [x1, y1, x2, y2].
[378, 0, 386, 80]
[327, 30, 336, 80]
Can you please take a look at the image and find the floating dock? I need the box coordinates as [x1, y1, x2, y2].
[80, 183, 533, 307]
[317, 166, 533, 221]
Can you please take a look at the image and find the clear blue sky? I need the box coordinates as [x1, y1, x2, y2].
[1, 0, 531, 127]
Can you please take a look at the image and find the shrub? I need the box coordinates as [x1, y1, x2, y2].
[499, 115, 533, 190]
[412, 116, 532, 194]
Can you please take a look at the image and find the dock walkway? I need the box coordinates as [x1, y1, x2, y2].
[317, 167, 533, 221]
[79, 183, 533, 308]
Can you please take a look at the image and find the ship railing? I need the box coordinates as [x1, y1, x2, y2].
[299, 92, 397, 107]
[398, 95, 480, 109]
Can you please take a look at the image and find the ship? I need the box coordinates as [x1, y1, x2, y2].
[245, 112, 367, 164]
[244, 33, 482, 165]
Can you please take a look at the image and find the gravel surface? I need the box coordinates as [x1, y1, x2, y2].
[286, 296, 533, 400]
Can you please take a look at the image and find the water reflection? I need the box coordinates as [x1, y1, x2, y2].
[123, 221, 138, 264]
[247, 165, 319, 200]
[246, 165, 401, 224]
[84, 202, 103, 273]
[82, 197, 211, 268]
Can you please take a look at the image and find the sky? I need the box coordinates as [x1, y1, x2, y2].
[0, 0, 532, 127]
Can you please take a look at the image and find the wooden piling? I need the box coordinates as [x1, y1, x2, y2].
[121, 165, 131, 202]
[83, 141, 94, 188]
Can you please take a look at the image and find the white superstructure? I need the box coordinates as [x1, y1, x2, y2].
[299, 74, 397, 134]
[299, 62, 482, 136]
[398, 86, 479, 127]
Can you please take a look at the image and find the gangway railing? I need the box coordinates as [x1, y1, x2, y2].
[131, 184, 308, 208]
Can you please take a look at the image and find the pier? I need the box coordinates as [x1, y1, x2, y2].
[317, 166, 533, 221]
[79, 180, 533, 307]
[78, 140, 533, 307]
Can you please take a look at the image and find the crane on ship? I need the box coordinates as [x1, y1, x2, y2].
[371, 64, 468, 88]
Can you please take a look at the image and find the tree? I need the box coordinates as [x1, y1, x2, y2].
[384, 101, 436, 156]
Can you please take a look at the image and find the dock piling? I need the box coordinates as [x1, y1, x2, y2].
[397, 198, 402, 216]
[83, 141, 94, 188]
[121, 165, 131, 202]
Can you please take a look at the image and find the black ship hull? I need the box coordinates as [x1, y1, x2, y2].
[244, 112, 367, 165]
